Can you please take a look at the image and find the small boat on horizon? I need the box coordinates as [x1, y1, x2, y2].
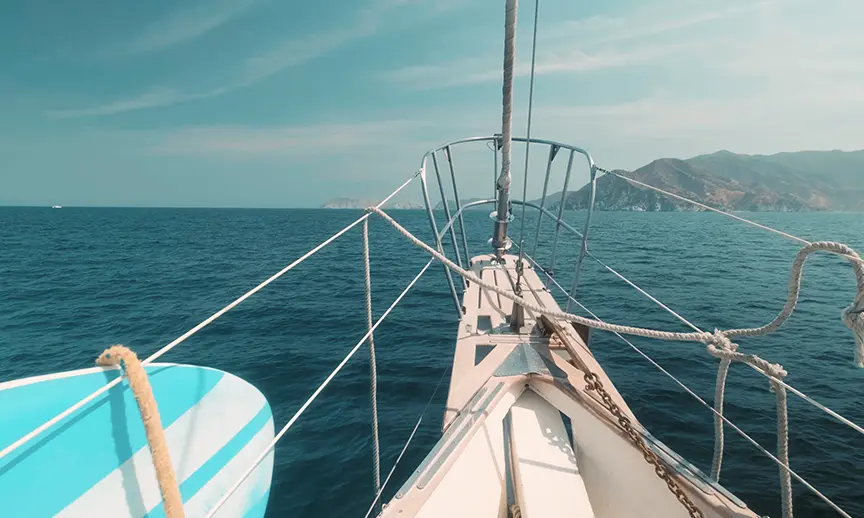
[51, 205, 62, 209]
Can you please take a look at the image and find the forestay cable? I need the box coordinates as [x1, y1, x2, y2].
[516, 0, 541, 251]
[203, 258, 435, 518]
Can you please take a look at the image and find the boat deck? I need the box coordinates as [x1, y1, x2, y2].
[381, 254, 756, 518]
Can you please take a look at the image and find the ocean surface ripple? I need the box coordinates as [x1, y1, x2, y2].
[1, 207, 862, 517]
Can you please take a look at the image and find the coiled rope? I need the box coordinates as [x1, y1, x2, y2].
[706, 240, 864, 511]
[519, 243, 852, 517]
[96, 345, 184, 518]
[367, 206, 864, 362]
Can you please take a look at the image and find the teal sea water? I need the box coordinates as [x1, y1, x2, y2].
[1, 207, 862, 517]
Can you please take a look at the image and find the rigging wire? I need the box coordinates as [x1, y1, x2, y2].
[584, 246, 864, 435]
[362, 365, 451, 518]
[599, 168, 864, 267]
[203, 258, 435, 518]
[516, 0, 541, 255]
[576, 246, 864, 438]
[0, 171, 421, 463]
[514, 244, 853, 518]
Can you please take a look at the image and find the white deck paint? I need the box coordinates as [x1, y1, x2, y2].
[415, 418, 507, 518]
[510, 389, 595, 517]
[413, 380, 521, 518]
[384, 254, 758, 518]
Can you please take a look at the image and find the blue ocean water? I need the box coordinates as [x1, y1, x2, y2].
[0, 207, 862, 518]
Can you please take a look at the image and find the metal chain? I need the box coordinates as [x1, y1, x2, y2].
[583, 371, 704, 518]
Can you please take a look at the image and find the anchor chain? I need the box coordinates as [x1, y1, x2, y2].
[583, 371, 704, 518]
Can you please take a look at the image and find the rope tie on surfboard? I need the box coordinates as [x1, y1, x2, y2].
[96, 345, 185, 518]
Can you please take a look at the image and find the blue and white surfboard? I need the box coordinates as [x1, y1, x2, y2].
[0, 364, 274, 517]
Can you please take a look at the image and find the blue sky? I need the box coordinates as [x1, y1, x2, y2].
[1, 0, 862, 207]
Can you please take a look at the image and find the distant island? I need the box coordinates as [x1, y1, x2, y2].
[321, 197, 424, 209]
[540, 149, 864, 212]
[323, 149, 864, 212]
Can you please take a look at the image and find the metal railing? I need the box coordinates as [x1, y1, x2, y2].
[416, 135, 864, 518]
[417, 135, 597, 316]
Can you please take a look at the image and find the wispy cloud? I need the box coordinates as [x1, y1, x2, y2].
[116, 0, 255, 55]
[241, 20, 377, 84]
[545, 1, 769, 48]
[45, 87, 228, 118]
[151, 120, 433, 158]
[387, 40, 701, 87]
[536, 79, 864, 158]
[384, 0, 765, 88]
[46, 0, 404, 118]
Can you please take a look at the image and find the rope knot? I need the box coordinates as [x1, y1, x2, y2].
[96, 344, 134, 376]
[762, 360, 788, 380]
[842, 290, 864, 368]
[703, 329, 738, 353]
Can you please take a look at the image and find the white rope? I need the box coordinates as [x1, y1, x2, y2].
[843, 288, 864, 367]
[0, 172, 419, 463]
[203, 258, 434, 518]
[372, 207, 864, 518]
[705, 343, 793, 518]
[363, 219, 382, 504]
[617, 327, 850, 518]
[588, 251, 702, 333]
[591, 239, 864, 489]
[369, 206, 864, 360]
[774, 380, 793, 518]
[588, 245, 860, 492]
[520, 249, 851, 518]
[709, 354, 733, 481]
[755, 364, 864, 436]
[362, 366, 450, 518]
[563, 236, 864, 440]
[587, 241, 864, 468]
[595, 170, 864, 496]
[369, 206, 711, 343]
[590, 241, 863, 491]
[724, 242, 864, 344]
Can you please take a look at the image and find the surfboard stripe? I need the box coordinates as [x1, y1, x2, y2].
[0, 365, 168, 453]
[183, 423, 275, 517]
[139, 403, 271, 518]
[0, 365, 224, 518]
[173, 405, 272, 510]
[243, 489, 270, 517]
[57, 373, 268, 518]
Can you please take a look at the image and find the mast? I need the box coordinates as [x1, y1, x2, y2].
[491, 0, 518, 260]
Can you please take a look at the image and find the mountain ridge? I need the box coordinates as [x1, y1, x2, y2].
[324, 149, 864, 212]
[535, 149, 864, 212]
